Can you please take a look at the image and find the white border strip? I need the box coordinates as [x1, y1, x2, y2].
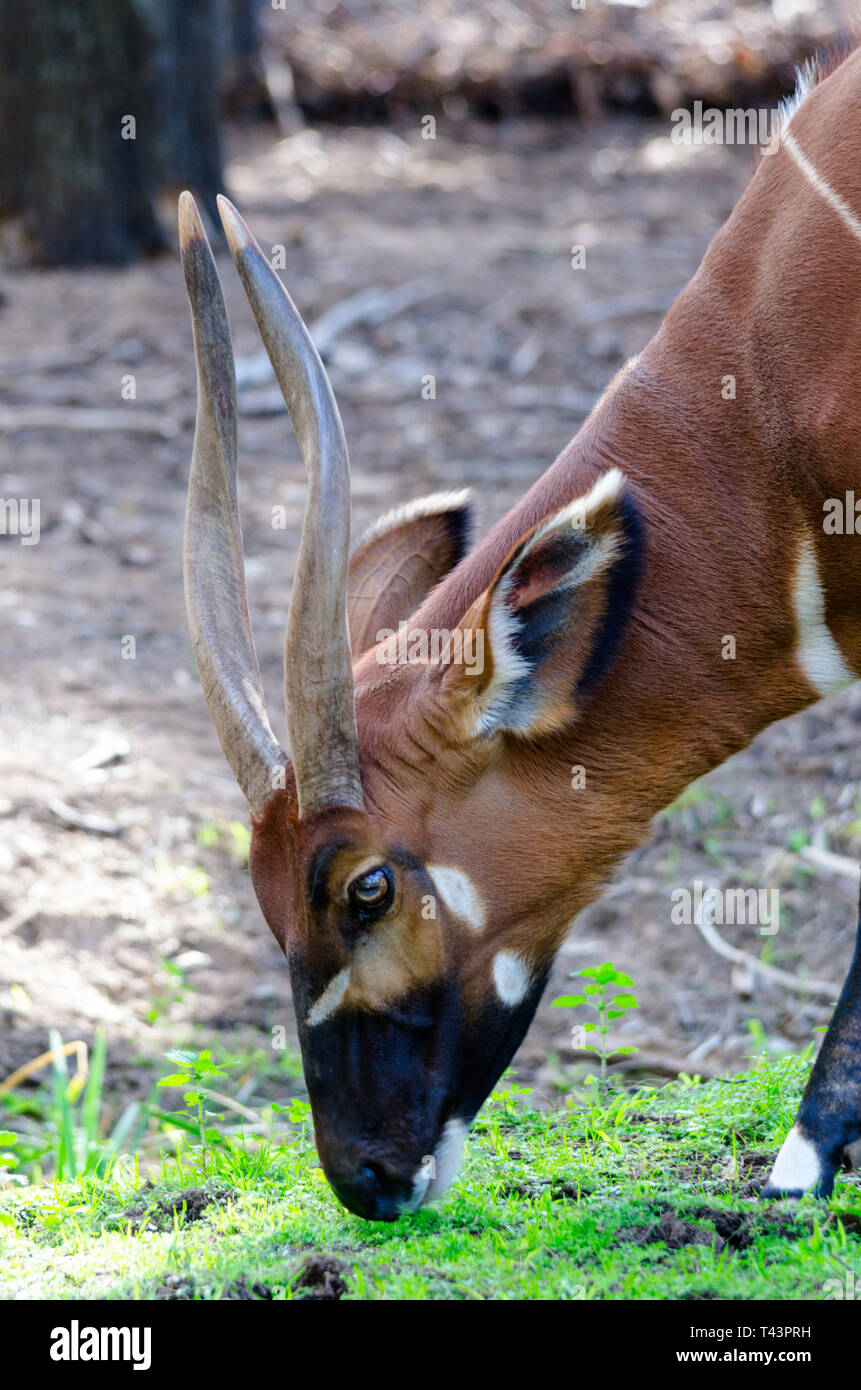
[783, 129, 861, 245]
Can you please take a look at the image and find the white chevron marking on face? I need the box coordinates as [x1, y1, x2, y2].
[428, 865, 486, 931]
[306, 966, 351, 1027]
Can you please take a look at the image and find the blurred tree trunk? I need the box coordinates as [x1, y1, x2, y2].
[0, 0, 224, 266]
[224, 0, 276, 123]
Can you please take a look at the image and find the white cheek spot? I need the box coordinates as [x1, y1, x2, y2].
[422, 1118, 468, 1203]
[793, 534, 856, 697]
[427, 865, 486, 931]
[766, 1125, 822, 1194]
[306, 966, 350, 1027]
[492, 949, 532, 1007]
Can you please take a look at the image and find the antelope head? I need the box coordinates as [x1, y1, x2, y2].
[179, 192, 641, 1220]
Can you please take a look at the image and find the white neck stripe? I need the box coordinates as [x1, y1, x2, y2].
[783, 129, 861, 245]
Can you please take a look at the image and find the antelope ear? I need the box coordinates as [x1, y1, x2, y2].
[348, 491, 474, 659]
[444, 469, 642, 739]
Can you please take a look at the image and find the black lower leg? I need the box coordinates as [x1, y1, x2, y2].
[762, 883, 861, 1198]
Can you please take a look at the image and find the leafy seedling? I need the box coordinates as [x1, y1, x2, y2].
[157, 1048, 235, 1170]
[552, 960, 639, 1084]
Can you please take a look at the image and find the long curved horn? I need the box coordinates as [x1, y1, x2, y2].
[217, 195, 363, 818]
[179, 192, 285, 813]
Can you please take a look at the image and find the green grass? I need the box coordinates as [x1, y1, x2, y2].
[2, 1050, 861, 1299]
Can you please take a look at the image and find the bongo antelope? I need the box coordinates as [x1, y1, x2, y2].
[179, 46, 861, 1220]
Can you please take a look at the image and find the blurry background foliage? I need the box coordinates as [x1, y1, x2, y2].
[0, 0, 847, 266]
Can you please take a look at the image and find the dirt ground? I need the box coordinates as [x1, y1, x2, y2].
[2, 110, 860, 1110]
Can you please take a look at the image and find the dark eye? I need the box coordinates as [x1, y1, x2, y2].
[348, 865, 394, 919]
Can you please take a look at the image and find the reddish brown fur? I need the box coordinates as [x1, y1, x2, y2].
[242, 50, 861, 1212]
[337, 50, 861, 961]
[256, 34, 861, 981]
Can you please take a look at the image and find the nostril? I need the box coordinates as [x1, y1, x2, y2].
[360, 1159, 405, 1205]
[359, 1161, 382, 1192]
[334, 1158, 413, 1221]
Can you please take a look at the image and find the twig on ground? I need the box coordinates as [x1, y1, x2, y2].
[204, 1090, 262, 1123]
[607, 1050, 722, 1080]
[0, 901, 39, 939]
[798, 844, 861, 884]
[0, 1039, 88, 1098]
[0, 335, 108, 378]
[693, 886, 839, 1000]
[235, 277, 438, 389]
[0, 406, 179, 438]
[48, 798, 122, 837]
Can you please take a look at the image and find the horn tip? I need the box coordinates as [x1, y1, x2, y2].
[178, 191, 205, 248]
[217, 194, 254, 258]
